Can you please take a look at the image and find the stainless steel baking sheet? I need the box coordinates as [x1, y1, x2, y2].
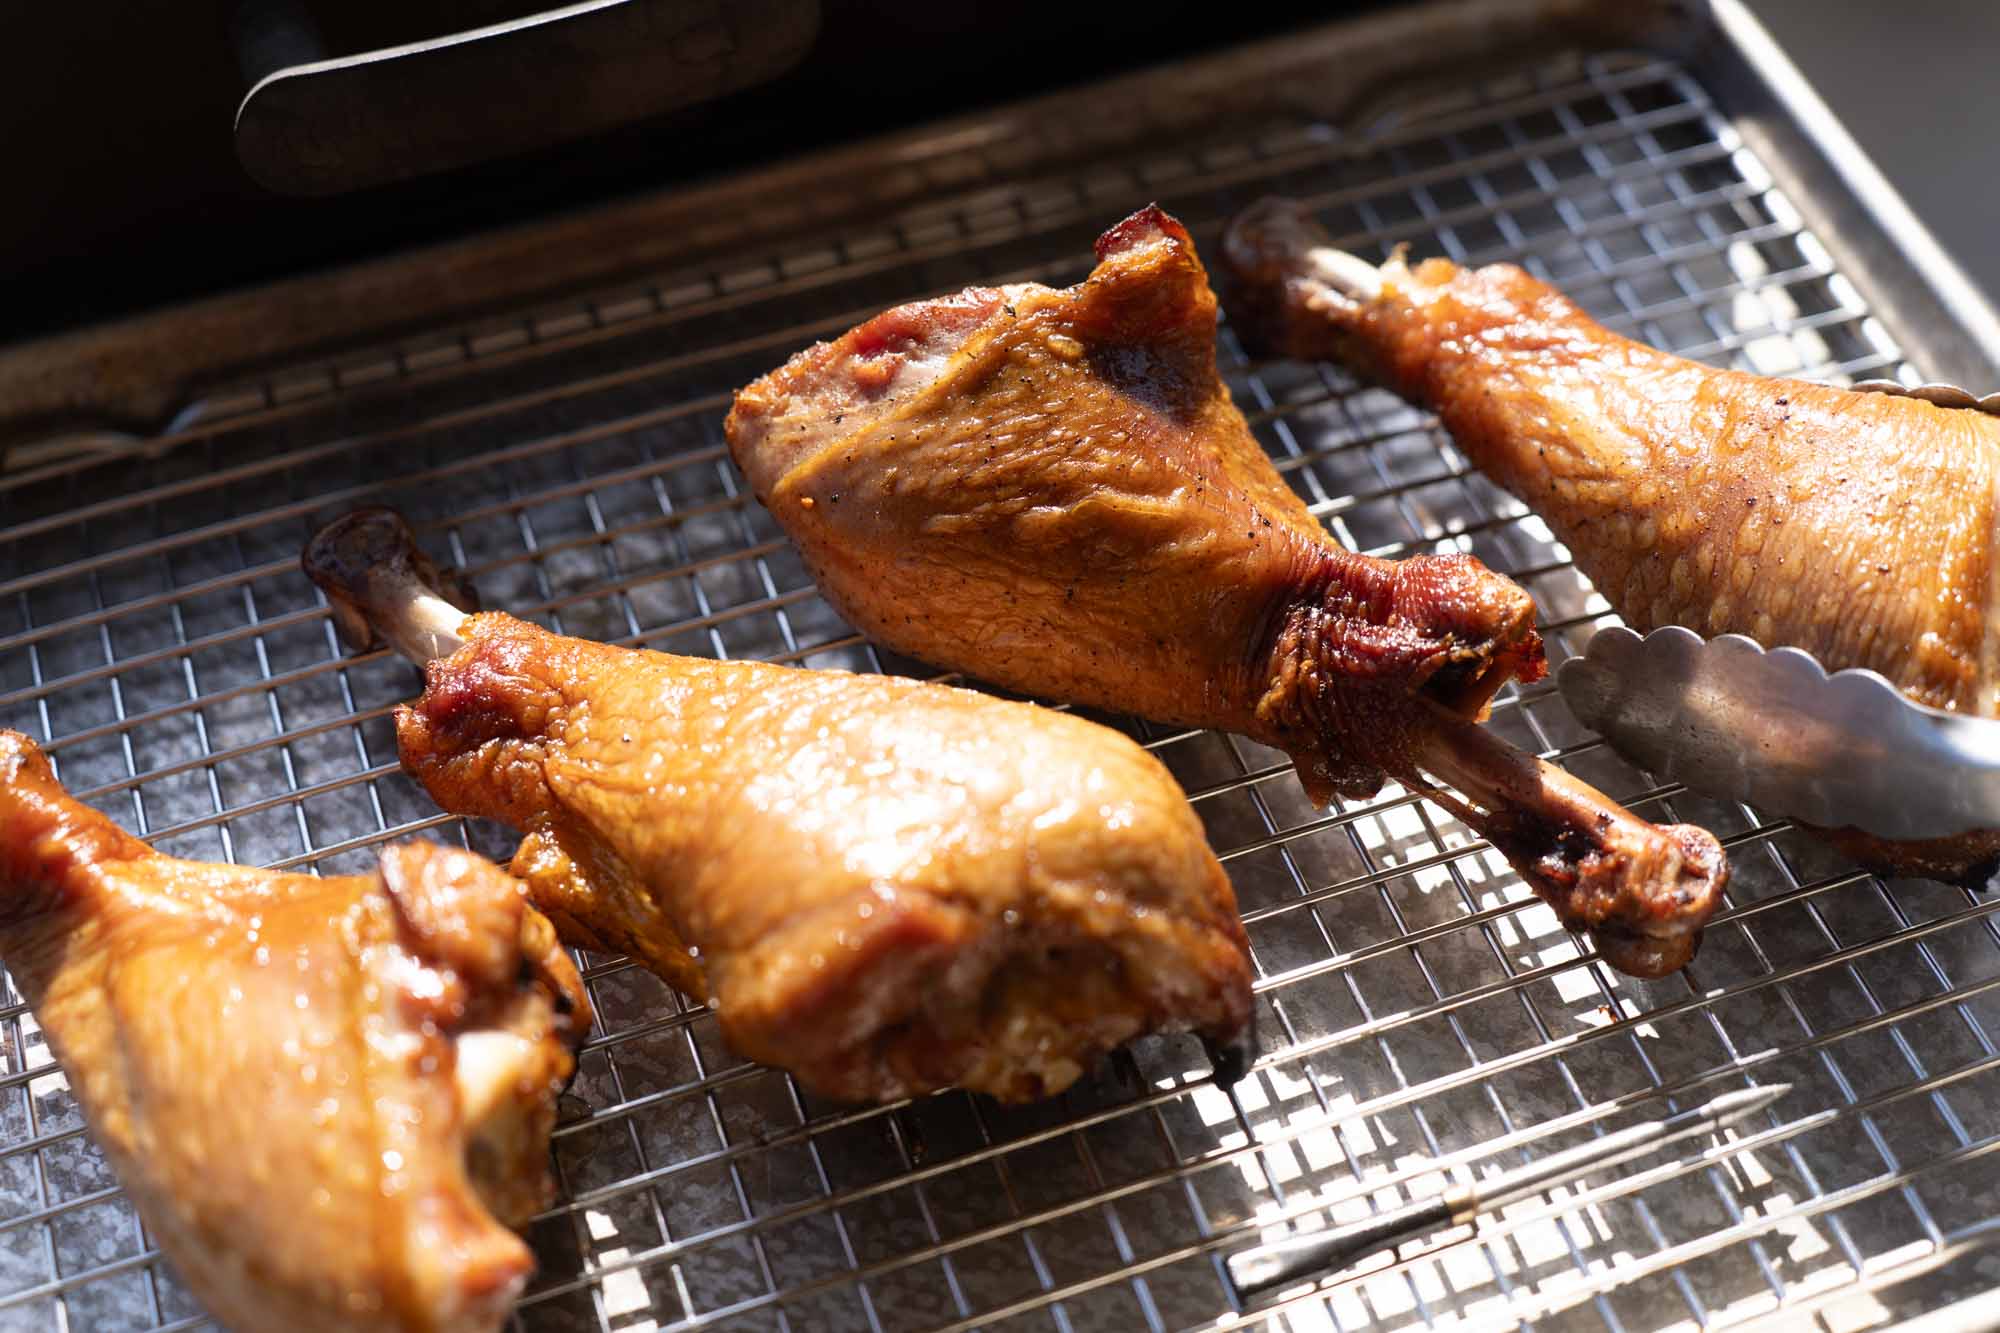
[4, 5, 1999, 1329]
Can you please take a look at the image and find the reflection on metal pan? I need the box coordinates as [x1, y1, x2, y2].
[6, 1, 2000, 1327]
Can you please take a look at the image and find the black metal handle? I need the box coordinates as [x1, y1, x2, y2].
[231, 0, 820, 196]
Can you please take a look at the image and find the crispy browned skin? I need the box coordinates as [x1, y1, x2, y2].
[0, 731, 587, 1333]
[394, 612, 1250, 1104]
[1224, 197, 2000, 882]
[726, 210, 1538, 790]
[726, 205, 1728, 977]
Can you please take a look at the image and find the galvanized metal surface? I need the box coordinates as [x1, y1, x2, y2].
[4, 17, 2000, 1333]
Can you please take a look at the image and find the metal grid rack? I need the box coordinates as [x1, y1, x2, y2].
[4, 36, 2000, 1333]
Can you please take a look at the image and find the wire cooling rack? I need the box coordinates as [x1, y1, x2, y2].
[4, 38, 2000, 1333]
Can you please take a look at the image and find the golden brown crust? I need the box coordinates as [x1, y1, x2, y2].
[728, 205, 1727, 977]
[1360, 259, 2000, 713]
[395, 613, 1252, 1105]
[727, 206, 1544, 792]
[0, 731, 584, 1333]
[1223, 199, 2000, 885]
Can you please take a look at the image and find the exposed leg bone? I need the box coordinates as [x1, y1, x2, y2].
[303, 506, 470, 663]
[1402, 705, 1725, 977]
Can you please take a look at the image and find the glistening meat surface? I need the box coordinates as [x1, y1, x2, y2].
[0, 732, 587, 1333]
[305, 509, 1253, 1105]
[1223, 196, 2000, 884]
[727, 205, 1728, 977]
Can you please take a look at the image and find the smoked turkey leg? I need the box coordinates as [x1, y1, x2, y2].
[304, 508, 1253, 1104]
[726, 205, 1727, 977]
[1223, 196, 2000, 883]
[0, 732, 588, 1332]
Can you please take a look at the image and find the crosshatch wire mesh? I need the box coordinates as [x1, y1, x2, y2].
[4, 40, 2000, 1333]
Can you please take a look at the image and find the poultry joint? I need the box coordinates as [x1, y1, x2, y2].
[0, 732, 588, 1333]
[726, 205, 1727, 977]
[303, 508, 1252, 1106]
[1223, 197, 2000, 885]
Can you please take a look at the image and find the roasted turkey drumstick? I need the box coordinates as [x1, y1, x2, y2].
[1222, 197, 2000, 883]
[0, 732, 588, 1333]
[726, 205, 1727, 978]
[304, 508, 1252, 1105]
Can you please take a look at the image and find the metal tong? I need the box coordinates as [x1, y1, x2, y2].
[1554, 379, 2000, 843]
[1557, 626, 2000, 841]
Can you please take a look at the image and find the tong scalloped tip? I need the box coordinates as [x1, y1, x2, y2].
[1547, 379, 2000, 845]
[1555, 624, 2000, 842]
